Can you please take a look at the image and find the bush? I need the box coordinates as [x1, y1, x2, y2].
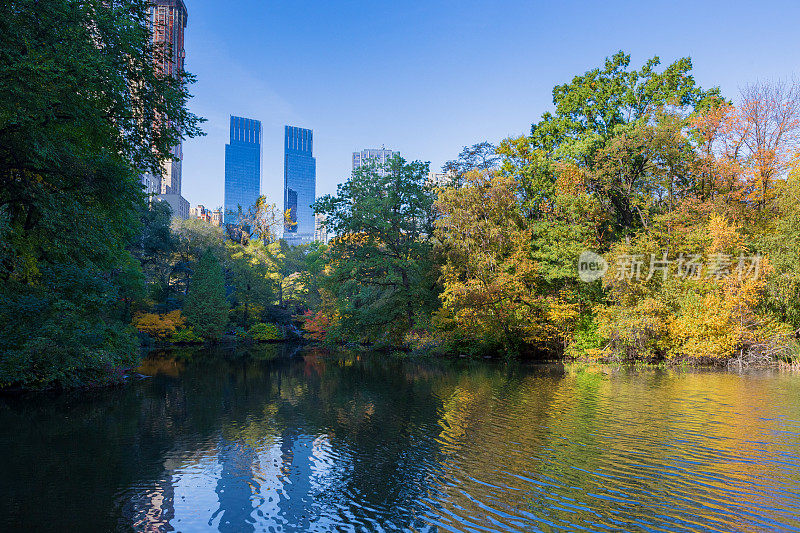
[132, 310, 185, 340]
[566, 316, 605, 361]
[596, 298, 672, 361]
[302, 310, 333, 341]
[405, 329, 444, 354]
[248, 323, 281, 342]
[170, 328, 203, 344]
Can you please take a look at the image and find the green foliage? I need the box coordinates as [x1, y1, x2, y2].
[170, 328, 203, 344]
[760, 167, 800, 330]
[248, 323, 281, 342]
[566, 316, 604, 360]
[0, 264, 141, 388]
[130, 202, 176, 309]
[0, 0, 202, 388]
[227, 240, 275, 327]
[314, 156, 440, 345]
[183, 250, 229, 341]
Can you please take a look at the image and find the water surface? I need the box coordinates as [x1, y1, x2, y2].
[1, 346, 799, 532]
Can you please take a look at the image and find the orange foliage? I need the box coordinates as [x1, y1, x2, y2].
[690, 81, 800, 208]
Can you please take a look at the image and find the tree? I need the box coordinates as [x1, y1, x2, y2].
[171, 217, 224, 297]
[314, 156, 439, 344]
[435, 171, 544, 353]
[0, 0, 202, 387]
[691, 80, 800, 209]
[513, 53, 721, 235]
[761, 163, 800, 329]
[442, 141, 500, 178]
[130, 201, 175, 305]
[184, 250, 229, 341]
[227, 240, 275, 327]
[225, 195, 286, 245]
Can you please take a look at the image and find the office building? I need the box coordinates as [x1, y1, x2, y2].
[352, 147, 399, 174]
[190, 205, 221, 226]
[283, 126, 316, 244]
[314, 213, 329, 244]
[143, 0, 190, 218]
[141, 172, 160, 197]
[224, 116, 262, 225]
[427, 171, 456, 188]
[210, 208, 222, 227]
[155, 194, 189, 220]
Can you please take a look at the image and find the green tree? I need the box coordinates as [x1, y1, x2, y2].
[510, 52, 721, 235]
[227, 240, 275, 327]
[761, 165, 800, 329]
[131, 201, 175, 306]
[314, 156, 439, 345]
[266, 240, 310, 311]
[171, 217, 225, 297]
[184, 250, 229, 341]
[0, 0, 203, 387]
[442, 141, 499, 179]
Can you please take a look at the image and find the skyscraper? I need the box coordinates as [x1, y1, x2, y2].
[224, 116, 262, 225]
[144, 0, 190, 219]
[353, 147, 399, 173]
[283, 126, 316, 244]
[314, 213, 329, 244]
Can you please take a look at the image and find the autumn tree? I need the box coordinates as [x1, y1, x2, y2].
[435, 171, 545, 354]
[225, 195, 288, 245]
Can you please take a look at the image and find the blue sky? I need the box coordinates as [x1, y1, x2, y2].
[181, 0, 800, 210]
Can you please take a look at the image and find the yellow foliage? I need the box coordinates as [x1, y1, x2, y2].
[133, 311, 186, 340]
[668, 294, 738, 362]
[554, 161, 588, 196]
[707, 213, 744, 255]
[596, 203, 780, 363]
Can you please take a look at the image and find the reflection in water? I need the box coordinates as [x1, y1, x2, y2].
[213, 440, 257, 533]
[1, 346, 799, 532]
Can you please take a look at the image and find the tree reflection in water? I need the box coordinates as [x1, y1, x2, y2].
[0, 346, 799, 531]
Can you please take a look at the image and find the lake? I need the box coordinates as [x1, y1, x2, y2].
[1, 345, 799, 532]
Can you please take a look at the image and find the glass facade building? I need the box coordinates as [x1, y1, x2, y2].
[224, 116, 262, 225]
[283, 126, 316, 243]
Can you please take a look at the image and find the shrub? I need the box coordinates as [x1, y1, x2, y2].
[405, 329, 444, 354]
[133, 310, 185, 340]
[248, 322, 281, 342]
[302, 310, 333, 341]
[596, 298, 672, 361]
[170, 328, 202, 344]
[566, 316, 605, 361]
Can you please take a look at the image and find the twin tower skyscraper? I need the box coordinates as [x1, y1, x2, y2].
[224, 117, 316, 244]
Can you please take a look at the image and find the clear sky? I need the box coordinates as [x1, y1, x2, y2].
[180, 0, 800, 210]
